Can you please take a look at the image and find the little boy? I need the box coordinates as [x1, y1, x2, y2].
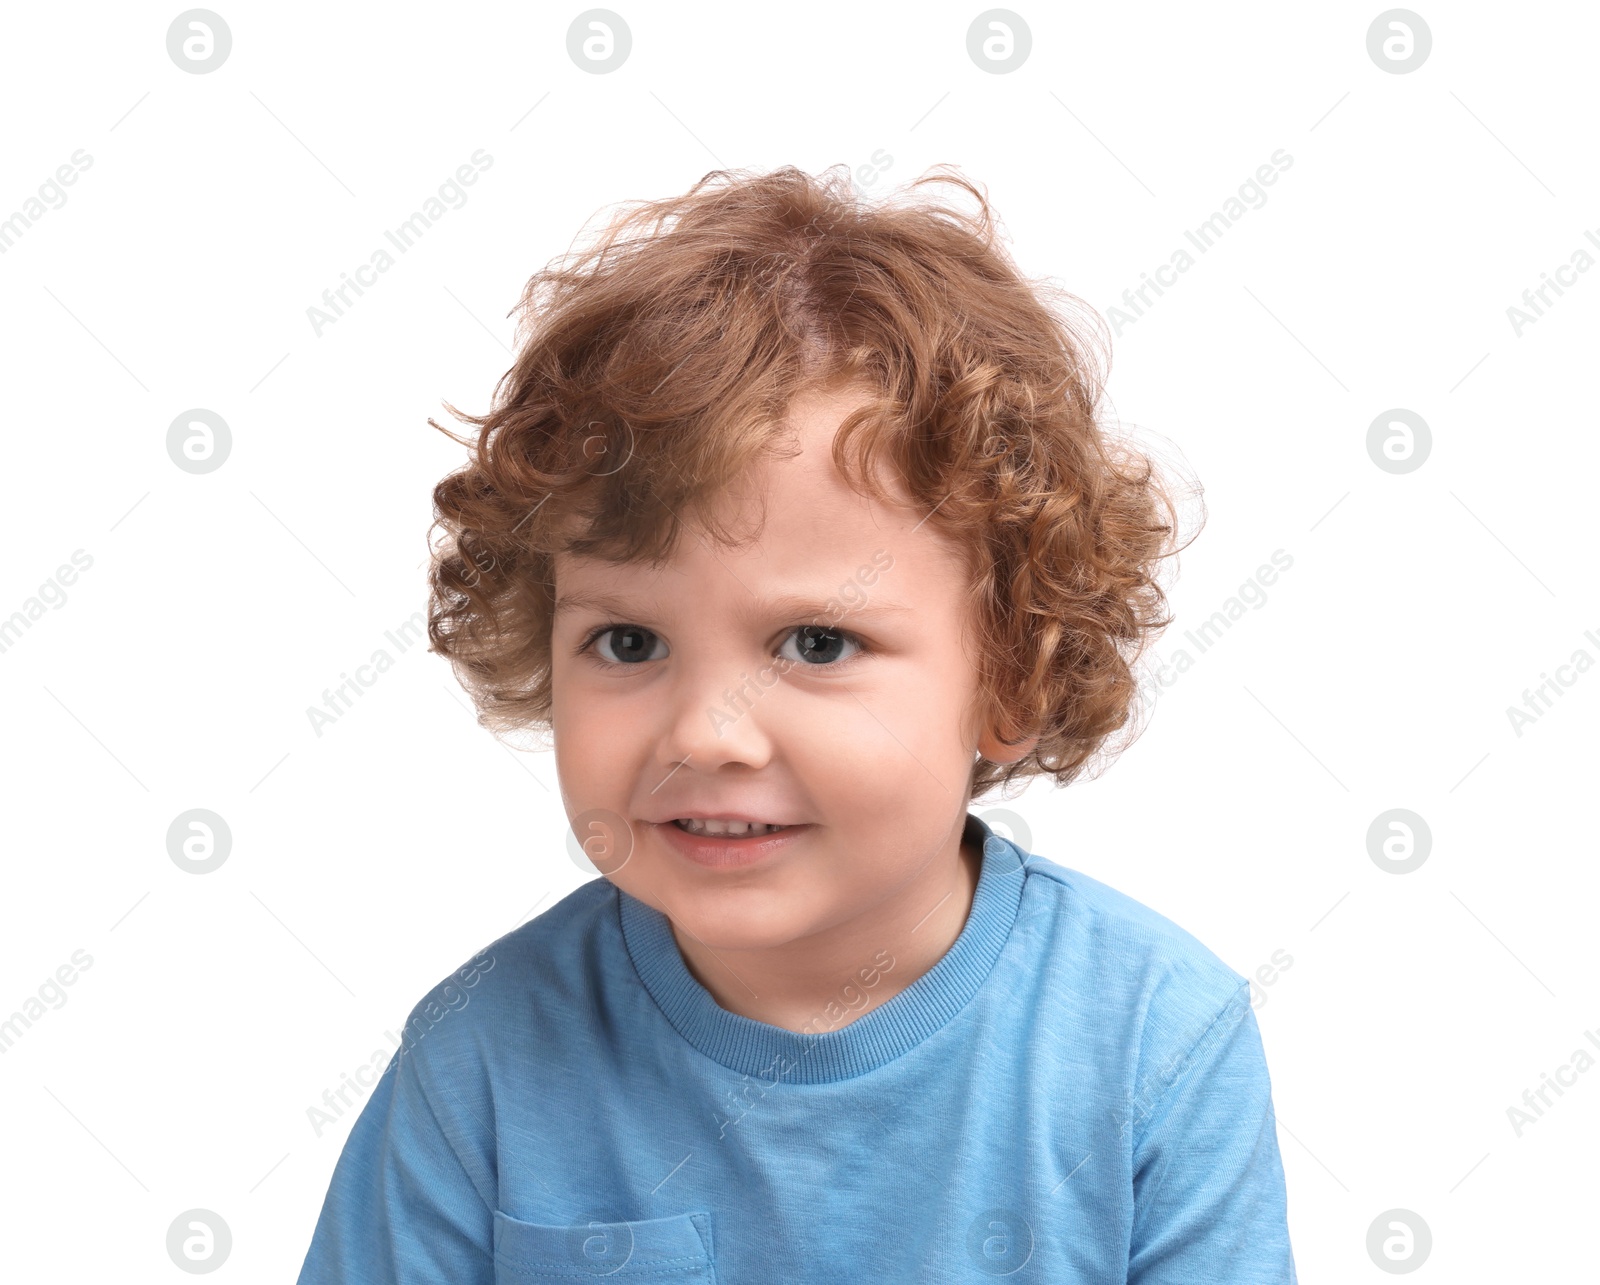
[296, 164, 1297, 1283]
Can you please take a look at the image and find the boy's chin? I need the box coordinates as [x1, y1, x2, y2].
[665, 895, 822, 954]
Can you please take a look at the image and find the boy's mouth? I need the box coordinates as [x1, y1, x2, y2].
[672, 818, 793, 837]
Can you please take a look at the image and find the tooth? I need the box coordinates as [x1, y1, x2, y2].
[677, 818, 786, 836]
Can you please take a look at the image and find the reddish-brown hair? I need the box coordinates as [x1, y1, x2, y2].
[426, 164, 1195, 803]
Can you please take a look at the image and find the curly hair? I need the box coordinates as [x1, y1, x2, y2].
[425, 163, 1198, 805]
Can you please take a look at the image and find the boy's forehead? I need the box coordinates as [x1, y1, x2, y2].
[552, 507, 967, 626]
[556, 385, 937, 589]
[553, 470, 891, 587]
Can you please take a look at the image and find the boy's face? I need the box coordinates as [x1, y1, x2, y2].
[549, 383, 1020, 953]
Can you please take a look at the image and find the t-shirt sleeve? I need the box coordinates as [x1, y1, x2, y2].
[295, 1042, 495, 1285]
[1128, 983, 1297, 1284]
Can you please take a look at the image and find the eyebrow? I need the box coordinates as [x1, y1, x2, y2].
[552, 587, 914, 623]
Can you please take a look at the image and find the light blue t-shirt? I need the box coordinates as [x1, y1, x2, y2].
[296, 814, 1296, 1283]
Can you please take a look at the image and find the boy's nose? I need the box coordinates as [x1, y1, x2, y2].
[652, 655, 780, 774]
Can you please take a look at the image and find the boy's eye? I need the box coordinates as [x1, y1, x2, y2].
[776, 625, 860, 667]
[587, 625, 667, 666]
[581, 624, 863, 668]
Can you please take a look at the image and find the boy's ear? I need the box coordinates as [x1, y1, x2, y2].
[976, 723, 1039, 766]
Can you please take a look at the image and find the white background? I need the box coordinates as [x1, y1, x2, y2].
[1, 0, 1595, 1279]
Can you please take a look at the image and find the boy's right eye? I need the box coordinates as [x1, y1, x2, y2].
[583, 624, 667, 666]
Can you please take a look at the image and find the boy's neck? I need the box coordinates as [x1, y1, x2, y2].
[667, 823, 984, 1035]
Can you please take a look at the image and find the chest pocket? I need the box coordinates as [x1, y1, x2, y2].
[493, 1209, 716, 1282]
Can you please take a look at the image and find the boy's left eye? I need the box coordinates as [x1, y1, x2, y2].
[777, 625, 861, 667]
[581, 623, 863, 668]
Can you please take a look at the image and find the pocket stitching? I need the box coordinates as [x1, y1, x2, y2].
[496, 1248, 710, 1272]
[493, 1209, 715, 1277]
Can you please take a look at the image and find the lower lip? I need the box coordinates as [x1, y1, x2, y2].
[655, 820, 811, 869]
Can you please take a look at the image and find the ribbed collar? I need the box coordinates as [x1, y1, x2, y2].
[616, 812, 1030, 1083]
